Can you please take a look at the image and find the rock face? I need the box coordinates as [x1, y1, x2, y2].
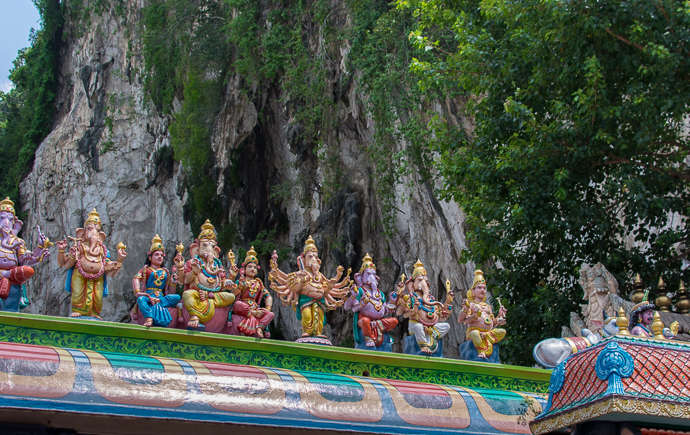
[19, 1, 476, 357]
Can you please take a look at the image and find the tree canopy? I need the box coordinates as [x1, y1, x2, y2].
[401, 0, 690, 364]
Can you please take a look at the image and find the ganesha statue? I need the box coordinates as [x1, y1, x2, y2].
[130, 235, 184, 328]
[343, 253, 398, 351]
[178, 220, 236, 331]
[0, 197, 52, 312]
[226, 246, 274, 338]
[458, 270, 506, 362]
[56, 209, 127, 319]
[269, 235, 351, 345]
[394, 259, 454, 357]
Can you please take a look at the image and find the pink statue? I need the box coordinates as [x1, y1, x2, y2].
[0, 197, 52, 312]
[226, 247, 274, 338]
[178, 220, 236, 331]
[56, 209, 127, 319]
[343, 253, 398, 350]
[130, 235, 184, 328]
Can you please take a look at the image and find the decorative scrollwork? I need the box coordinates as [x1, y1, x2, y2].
[595, 341, 634, 396]
[539, 360, 566, 416]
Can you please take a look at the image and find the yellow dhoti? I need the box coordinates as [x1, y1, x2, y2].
[467, 326, 506, 357]
[182, 289, 235, 324]
[299, 299, 326, 336]
[70, 269, 105, 317]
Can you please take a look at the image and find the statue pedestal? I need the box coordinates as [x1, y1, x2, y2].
[459, 340, 501, 363]
[296, 336, 332, 346]
[403, 335, 443, 357]
[0, 284, 21, 312]
[354, 329, 392, 352]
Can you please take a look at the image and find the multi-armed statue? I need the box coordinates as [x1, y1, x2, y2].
[269, 235, 351, 344]
[0, 197, 52, 312]
[343, 253, 398, 351]
[130, 235, 184, 328]
[394, 259, 454, 356]
[226, 246, 274, 338]
[458, 270, 507, 362]
[178, 220, 236, 331]
[56, 209, 127, 319]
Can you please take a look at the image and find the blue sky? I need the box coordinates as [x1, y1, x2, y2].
[0, 1, 41, 92]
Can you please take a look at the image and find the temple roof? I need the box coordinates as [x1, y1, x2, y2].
[0, 312, 548, 434]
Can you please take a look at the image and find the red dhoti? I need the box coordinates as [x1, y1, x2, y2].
[359, 317, 398, 347]
[0, 266, 33, 299]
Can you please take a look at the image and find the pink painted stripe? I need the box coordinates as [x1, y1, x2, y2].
[202, 362, 267, 379]
[0, 343, 60, 364]
[386, 379, 449, 397]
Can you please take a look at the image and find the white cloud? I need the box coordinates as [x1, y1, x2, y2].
[0, 81, 14, 93]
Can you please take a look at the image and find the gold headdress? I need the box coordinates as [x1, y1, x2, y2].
[359, 253, 376, 273]
[84, 208, 102, 227]
[149, 234, 164, 253]
[198, 219, 217, 242]
[410, 259, 427, 280]
[467, 270, 487, 302]
[0, 197, 15, 216]
[303, 235, 318, 255]
[244, 246, 259, 265]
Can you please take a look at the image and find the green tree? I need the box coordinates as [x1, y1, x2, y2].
[0, 0, 62, 206]
[402, 0, 690, 364]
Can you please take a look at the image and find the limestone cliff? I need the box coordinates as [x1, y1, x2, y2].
[19, 0, 476, 357]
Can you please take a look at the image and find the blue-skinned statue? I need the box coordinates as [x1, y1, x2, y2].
[131, 235, 184, 328]
[0, 197, 52, 312]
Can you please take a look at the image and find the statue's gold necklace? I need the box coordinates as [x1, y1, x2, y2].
[305, 271, 324, 290]
[245, 277, 260, 297]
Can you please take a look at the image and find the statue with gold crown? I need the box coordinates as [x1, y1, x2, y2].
[130, 235, 184, 328]
[0, 197, 52, 312]
[56, 208, 127, 319]
[627, 290, 678, 339]
[458, 270, 506, 362]
[178, 220, 236, 331]
[268, 235, 351, 345]
[225, 246, 274, 338]
[343, 253, 398, 351]
[394, 259, 454, 357]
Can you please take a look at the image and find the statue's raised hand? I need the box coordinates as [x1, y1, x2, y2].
[190, 258, 202, 275]
[498, 305, 507, 319]
[174, 253, 185, 269]
[117, 248, 128, 261]
[56, 239, 68, 252]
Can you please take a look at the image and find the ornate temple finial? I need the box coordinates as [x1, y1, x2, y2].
[84, 208, 102, 227]
[244, 246, 259, 265]
[0, 197, 15, 215]
[198, 219, 217, 241]
[303, 235, 318, 255]
[655, 276, 672, 312]
[631, 273, 645, 303]
[411, 259, 427, 280]
[616, 307, 630, 335]
[149, 234, 164, 253]
[677, 280, 690, 315]
[359, 253, 376, 273]
[651, 311, 665, 339]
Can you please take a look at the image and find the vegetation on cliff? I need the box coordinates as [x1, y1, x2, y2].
[0, 0, 62, 209]
[403, 0, 690, 363]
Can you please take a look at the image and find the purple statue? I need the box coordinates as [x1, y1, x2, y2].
[0, 197, 52, 312]
[344, 253, 398, 350]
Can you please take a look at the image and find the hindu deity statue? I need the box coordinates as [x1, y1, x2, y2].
[226, 246, 274, 338]
[394, 259, 454, 356]
[130, 235, 184, 328]
[0, 197, 52, 312]
[178, 220, 236, 331]
[268, 235, 351, 344]
[458, 270, 507, 361]
[628, 290, 678, 339]
[343, 253, 398, 350]
[56, 209, 127, 319]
